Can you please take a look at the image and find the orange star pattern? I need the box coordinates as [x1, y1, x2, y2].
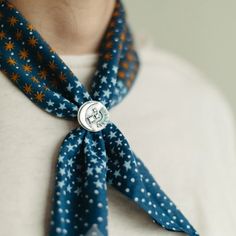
[38, 69, 48, 79]
[34, 91, 45, 102]
[59, 72, 67, 82]
[23, 84, 32, 94]
[28, 36, 38, 47]
[23, 64, 32, 72]
[49, 61, 57, 71]
[121, 62, 129, 69]
[0, 30, 6, 40]
[7, 57, 17, 65]
[27, 23, 34, 31]
[31, 76, 39, 83]
[5, 41, 14, 51]
[118, 71, 126, 79]
[104, 53, 112, 61]
[19, 49, 29, 60]
[7, 16, 18, 26]
[10, 72, 20, 82]
[105, 41, 113, 49]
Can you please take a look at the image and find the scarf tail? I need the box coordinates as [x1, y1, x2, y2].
[50, 128, 109, 236]
[103, 123, 199, 236]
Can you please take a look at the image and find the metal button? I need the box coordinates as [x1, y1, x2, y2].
[77, 101, 109, 132]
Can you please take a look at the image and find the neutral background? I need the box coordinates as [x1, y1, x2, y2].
[124, 0, 236, 118]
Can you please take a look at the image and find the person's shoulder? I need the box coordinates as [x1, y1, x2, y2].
[135, 34, 234, 125]
[136, 34, 210, 90]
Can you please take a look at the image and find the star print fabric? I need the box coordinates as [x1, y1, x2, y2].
[0, 0, 199, 235]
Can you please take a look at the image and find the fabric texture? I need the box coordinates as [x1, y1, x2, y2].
[0, 0, 199, 235]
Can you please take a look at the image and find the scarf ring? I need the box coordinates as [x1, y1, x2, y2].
[0, 0, 199, 235]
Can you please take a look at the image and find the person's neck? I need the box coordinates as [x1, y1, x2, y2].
[10, 0, 115, 55]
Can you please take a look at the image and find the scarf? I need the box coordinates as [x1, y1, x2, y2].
[0, 0, 199, 235]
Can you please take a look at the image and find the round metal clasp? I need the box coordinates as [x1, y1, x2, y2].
[77, 101, 109, 132]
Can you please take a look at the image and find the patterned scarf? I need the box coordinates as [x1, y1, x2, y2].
[0, 0, 199, 235]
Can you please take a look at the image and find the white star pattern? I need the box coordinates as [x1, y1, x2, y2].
[59, 103, 66, 110]
[123, 160, 131, 171]
[103, 89, 112, 98]
[47, 100, 54, 106]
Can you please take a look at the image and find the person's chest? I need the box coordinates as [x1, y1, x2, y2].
[0, 64, 203, 236]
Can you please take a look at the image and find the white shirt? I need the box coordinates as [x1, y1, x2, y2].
[0, 38, 236, 236]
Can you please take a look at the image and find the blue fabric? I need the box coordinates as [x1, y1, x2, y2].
[0, 0, 199, 235]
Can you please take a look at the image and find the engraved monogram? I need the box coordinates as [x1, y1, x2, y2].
[78, 101, 109, 132]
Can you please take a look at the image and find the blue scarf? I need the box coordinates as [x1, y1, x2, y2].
[0, 0, 199, 235]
